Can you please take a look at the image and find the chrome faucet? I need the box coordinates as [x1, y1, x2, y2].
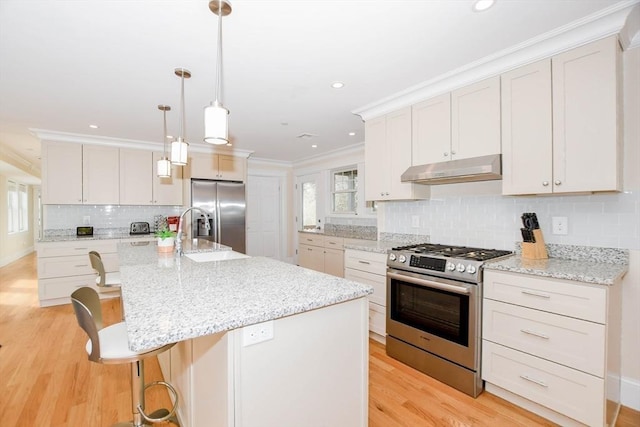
[175, 206, 211, 256]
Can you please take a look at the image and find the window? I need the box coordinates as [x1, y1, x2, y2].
[331, 167, 357, 214]
[7, 180, 28, 233]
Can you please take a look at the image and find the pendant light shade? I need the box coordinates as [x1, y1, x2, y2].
[171, 68, 191, 166]
[157, 105, 172, 178]
[204, 101, 229, 145]
[204, 0, 232, 145]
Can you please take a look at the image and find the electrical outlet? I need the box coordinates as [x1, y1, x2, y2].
[242, 320, 274, 347]
[552, 216, 568, 235]
[83, 215, 91, 225]
[411, 215, 420, 228]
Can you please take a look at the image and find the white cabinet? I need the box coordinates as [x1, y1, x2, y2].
[482, 270, 622, 427]
[412, 93, 451, 165]
[502, 36, 621, 195]
[364, 107, 429, 201]
[297, 233, 344, 277]
[36, 240, 120, 307]
[411, 77, 500, 167]
[41, 141, 83, 204]
[344, 248, 387, 342]
[451, 76, 501, 161]
[187, 153, 245, 181]
[119, 149, 183, 205]
[82, 145, 120, 204]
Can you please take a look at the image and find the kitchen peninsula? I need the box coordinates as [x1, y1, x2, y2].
[117, 241, 372, 427]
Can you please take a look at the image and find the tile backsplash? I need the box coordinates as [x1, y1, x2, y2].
[381, 190, 639, 251]
[43, 205, 183, 230]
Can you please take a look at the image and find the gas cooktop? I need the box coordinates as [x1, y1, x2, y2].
[390, 243, 512, 261]
[387, 243, 513, 283]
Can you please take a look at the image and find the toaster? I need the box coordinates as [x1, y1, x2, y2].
[130, 222, 150, 235]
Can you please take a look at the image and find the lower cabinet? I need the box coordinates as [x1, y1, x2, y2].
[36, 237, 154, 306]
[482, 270, 622, 427]
[344, 249, 387, 342]
[297, 233, 344, 278]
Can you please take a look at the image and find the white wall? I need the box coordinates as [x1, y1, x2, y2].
[0, 175, 36, 267]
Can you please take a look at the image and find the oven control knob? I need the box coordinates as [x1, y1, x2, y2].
[398, 255, 407, 263]
[467, 265, 477, 274]
[456, 263, 465, 272]
[389, 253, 397, 261]
[447, 262, 456, 271]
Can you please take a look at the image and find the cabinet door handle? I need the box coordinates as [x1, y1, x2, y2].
[554, 180, 562, 186]
[443, 152, 449, 157]
[74, 264, 88, 268]
[306, 239, 313, 242]
[542, 181, 549, 187]
[520, 329, 549, 340]
[328, 242, 336, 245]
[451, 150, 456, 155]
[74, 247, 88, 250]
[307, 248, 313, 251]
[521, 290, 551, 299]
[358, 260, 371, 265]
[519, 375, 548, 388]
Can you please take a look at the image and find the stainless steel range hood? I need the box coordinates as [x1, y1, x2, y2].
[401, 154, 502, 185]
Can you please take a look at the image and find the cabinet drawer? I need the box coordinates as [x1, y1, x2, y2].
[345, 268, 386, 307]
[298, 233, 325, 247]
[344, 249, 387, 276]
[483, 299, 605, 377]
[37, 240, 118, 258]
[369, 302, 386, 336]
[482, 341, 604, 426]
[324, 236, 344, 249]
[484, 270, 606, 323]
[37, 253, 118, 279]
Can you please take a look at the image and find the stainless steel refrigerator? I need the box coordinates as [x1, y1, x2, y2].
[191, 179, 246, 254]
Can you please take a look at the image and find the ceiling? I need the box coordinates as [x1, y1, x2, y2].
[0, 0, 635, 179]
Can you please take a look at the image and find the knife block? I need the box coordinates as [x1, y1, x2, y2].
[522, 229, 548, 260]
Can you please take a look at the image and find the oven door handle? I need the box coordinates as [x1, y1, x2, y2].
[387, 271, 471, 295]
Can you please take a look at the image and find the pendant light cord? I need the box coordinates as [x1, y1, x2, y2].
[163, 109, 168, 156]
[180, 72, 186, 139]
[215, 0, 223, 104]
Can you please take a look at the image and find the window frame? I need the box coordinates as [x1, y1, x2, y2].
[7, 179, 29, 234]
[330, 166, 358, 215]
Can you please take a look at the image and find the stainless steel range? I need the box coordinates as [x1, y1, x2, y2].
[386, 243, 512, 397]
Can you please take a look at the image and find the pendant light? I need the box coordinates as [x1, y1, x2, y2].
[157, 105, 172, 178]
[171, 67, 191, 165]
[204, 0, 232, 145]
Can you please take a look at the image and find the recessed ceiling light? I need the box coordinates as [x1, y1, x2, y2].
[89, 124, 99, 129]
[166, 135, 173, 139]
[311, 144, 318, 148]
[472, 0, 495, 12]
[348, 132, 356, 136]
[331, 82, 344, 89]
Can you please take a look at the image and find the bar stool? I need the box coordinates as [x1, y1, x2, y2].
[71, 287, 179, 426]
[89, 250, 124, 318]
[89, 250, 122, 288]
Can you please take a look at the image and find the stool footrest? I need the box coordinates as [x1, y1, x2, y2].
[138, 380, 179, 425]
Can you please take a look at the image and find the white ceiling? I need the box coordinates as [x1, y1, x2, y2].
[0, 0, 635, 177]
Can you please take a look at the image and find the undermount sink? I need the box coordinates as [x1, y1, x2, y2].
[185, 251, 250, 263]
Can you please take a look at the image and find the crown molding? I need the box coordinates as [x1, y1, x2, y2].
[248, 157, 293, 168]
[293, 142, 364, 170]
[353, 1, 639, 121]
[29, 129, 254, 158]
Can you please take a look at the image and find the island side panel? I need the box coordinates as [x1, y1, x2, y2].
[234, 297, 369, 427]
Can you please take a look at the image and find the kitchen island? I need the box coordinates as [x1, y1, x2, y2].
[117, 242, 373, 427]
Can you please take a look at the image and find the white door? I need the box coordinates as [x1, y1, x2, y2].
[246, 176, 281, 259]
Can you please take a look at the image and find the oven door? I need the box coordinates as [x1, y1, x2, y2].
[386, 268, 479, 370]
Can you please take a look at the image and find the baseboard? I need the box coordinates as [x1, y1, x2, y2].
[0, 247, 34, 268]
[621, 376, 640, 411]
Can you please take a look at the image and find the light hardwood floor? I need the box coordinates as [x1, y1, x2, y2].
[1, 252, 638, 427]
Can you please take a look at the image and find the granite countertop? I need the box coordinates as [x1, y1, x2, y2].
[117, 243, 373, 352]
[39, 228, 157, 243]
[484, 256, 628, 286]
[343, 239, 400, 254]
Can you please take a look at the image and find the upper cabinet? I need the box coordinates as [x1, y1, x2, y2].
[451, 76, 501, 161]
[502, 36, 621, 195]
[42, 141, 83, 204]
[365, 107, 429, 201]
[42, 143, 182, 205]
[119, 149, 183, 205]
[411, 76, 500, 166]
[186, 153, 246, 182]
[42, 142, 119, 205]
